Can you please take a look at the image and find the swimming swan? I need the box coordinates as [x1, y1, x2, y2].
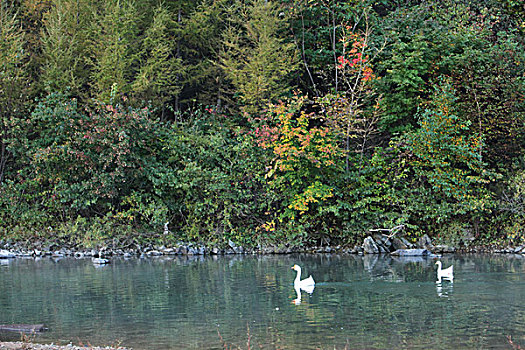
[291, 264, 315, 288]
[435, 260, 453, 282]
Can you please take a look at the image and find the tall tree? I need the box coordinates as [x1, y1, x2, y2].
[40, 0, 92, 96]
[0, 6, 29, 182]
[132, 3, 183, 119]
[87, 0, 140, 101]
[219, 0, 299, 114]
[179, 0, 233, 110]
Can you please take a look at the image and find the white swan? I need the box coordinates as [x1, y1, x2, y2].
[435, 260, 453, 282]
[291, 264, 315, 288]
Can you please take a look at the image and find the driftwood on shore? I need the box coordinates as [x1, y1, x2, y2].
[0, 324, 47, 333]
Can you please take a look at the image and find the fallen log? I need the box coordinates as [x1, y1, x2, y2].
[0, 324, 48, 333]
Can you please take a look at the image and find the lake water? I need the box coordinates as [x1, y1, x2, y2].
[0, 254, 524, 349]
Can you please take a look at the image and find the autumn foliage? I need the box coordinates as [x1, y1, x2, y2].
[0, 0, 523, 247]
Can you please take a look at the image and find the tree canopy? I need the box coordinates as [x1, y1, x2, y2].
[0, 0, 524, 248]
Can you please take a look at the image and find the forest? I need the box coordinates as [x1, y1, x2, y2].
[0, 0, 524, 249]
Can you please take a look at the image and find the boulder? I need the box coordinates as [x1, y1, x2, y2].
[362, 236, 379, 254]
[146, 250, 162, 256]
[373, 234, 392, 248]
[417, 234, 433, 249]
[371, 234, 391, 253]
[434, 245, 456, 254]
[400, 237, 414, 249]
[162, 248, 176, 255]
[514, 245, 525, 254]
[0, 250, 16, 259]
[391, 248, 431, 256]
[391, 237, 407, 250]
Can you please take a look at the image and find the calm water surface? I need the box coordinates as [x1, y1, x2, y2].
[0, 254, 524, 349]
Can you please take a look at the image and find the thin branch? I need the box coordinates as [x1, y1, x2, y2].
[369, 224, 405, 239]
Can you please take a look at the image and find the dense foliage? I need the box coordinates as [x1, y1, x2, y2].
[0, 0, 524, 248]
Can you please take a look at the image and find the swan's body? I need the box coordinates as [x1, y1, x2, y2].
[292, 264, 315, 288]
[435, 260, 453, 282]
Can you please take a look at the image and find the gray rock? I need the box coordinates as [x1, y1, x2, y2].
[52, 251, 64, 257]
[391, 248, 431, 256]
[378, 245, 389, 254]
[400, 237, 414, 249]
[372, 234, 394, 253]
[163, 248, 176, 255]
[343, 247, 355, 254]
[17, 251, 32, 257]
[146, 250, 162, 256]
[417, 234, 433, 249]
[391, 237, 407, 250]
[373, 234, 392, 248]
[363, 236, 379, 254]
[514, 245, 525, 253]
[434, 245, 456, 253]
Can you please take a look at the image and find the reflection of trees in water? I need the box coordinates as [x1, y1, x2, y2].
[0, 255, 523, 349]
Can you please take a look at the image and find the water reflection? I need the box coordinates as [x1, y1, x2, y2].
[0, 254, 523, 349]
[292, 284, 315, 305]
[436, 281, 454, 298]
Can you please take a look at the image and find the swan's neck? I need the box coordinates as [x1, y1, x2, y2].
[294, 267, 302, 284]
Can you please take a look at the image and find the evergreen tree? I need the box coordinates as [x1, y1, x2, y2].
[179, 0, 228, 110]
[40, 0, 92, 96]
[0, 6, 29, 182]
[87, 0, 140, 101]
[219, 0, 299, 114]
[132, 3, 183, 119]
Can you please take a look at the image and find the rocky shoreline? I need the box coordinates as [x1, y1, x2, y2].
[1, 234, 524, 260]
